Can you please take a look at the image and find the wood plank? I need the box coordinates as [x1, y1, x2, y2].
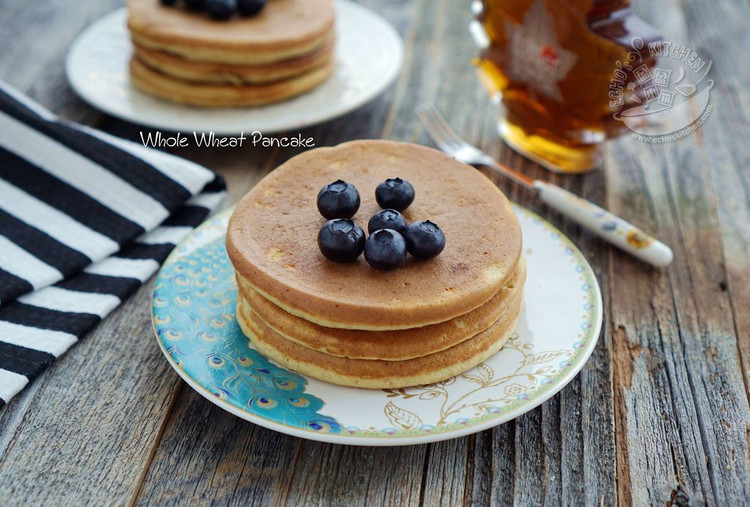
[676, 0, 750, 498]
[464, 21, 618, 507]
[133, 1, 428, 504]
[135, 0, 619, 503]
[0, 1, 193, 505]
[283, 442, 425, 506]
[0, 283, 183, 505]
[0, 0, 122, 116]
[380, 0, 619, 504]
[133, 387, 304, 506]
[605, 1, 750, 504]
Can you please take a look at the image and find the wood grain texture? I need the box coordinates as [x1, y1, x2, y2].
[604, 1, 750, 504]
[0, 1, 185, 505]
[0, 0, 749, 505]
[0, 283, 182, 505]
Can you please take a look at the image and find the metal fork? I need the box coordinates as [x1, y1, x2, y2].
[416, 105, 673, 267]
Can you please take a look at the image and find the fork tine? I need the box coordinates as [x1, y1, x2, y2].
[416, 105, 462, 152]
[425, 106, 462, 146]
[430, 113, 461, 150]
[416, 105, 536, 190]
[417, 106, 452, 145]
[416, 106, 444, 145]
[417, 105, 464, 152]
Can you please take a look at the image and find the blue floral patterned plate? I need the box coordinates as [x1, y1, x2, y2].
[152, 205, 602, 446]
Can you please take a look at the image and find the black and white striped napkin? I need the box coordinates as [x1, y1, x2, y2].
[0, 82, 226, 407]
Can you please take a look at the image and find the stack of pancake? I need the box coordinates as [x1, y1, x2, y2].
[127, 0, 335, 107]
[226, 141, 525, 389]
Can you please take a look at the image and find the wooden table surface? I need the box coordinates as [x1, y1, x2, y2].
[1, 0, 749, 505]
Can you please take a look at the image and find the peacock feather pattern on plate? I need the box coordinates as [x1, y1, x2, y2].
[153, 239, 342, 434]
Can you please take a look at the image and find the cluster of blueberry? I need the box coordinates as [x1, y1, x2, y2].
[159, 0, 266, 21]
[316, 178, 446, 271]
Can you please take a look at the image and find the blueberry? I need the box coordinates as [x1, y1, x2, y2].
[364, 229, 407, 270]
[368, 209, 407, 235]
[317, 180, 360, 219]
[405, 220, 446, 259]
[206, 0, 236, 19]
[318, 219, 365, 262]
[237, 0, 267, 16]
[185, 0, 206, 10]
[375, 178, 415, 211]
[160, 0, 178, 5]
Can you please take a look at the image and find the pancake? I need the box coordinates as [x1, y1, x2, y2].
[127, 0, 335, 65]
[227, 140, 523, 331]
[238, 258, 526, 360]
[132, 35, 335, 85]
[130, 56, 334, 107]
[237, 293, 523, 389]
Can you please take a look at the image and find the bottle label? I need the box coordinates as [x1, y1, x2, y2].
[504, 0, 577, 102]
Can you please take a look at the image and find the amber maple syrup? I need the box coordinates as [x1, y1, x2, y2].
[475, 0, 660, 172]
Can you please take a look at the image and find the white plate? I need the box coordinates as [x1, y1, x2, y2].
[66, 1, 403, 134]
[152, 205, 603, 446]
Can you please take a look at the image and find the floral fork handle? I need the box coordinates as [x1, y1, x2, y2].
[533, 181, 673, 267]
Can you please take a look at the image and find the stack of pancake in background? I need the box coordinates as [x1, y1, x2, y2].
[227, 140, 526, 389]
[126, 0, 335, 107]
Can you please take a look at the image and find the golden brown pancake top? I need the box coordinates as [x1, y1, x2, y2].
[226, 140, 522, 330]
[127, 0, 335, 52]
